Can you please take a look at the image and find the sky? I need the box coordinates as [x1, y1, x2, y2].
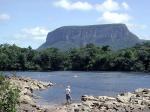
[0, 0, 150, 49]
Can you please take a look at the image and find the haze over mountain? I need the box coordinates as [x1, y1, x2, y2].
[38, 24, 141, 50]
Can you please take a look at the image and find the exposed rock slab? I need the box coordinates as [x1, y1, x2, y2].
[53, 88, 150, 112]
[78, 88, 150, 112]
[7, 76, 53, 112]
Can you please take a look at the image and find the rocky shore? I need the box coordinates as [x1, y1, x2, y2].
[6, 76, 150, 112]
[38, 88, 150, 112]
[69, 88, 150, 112]
[7, 76, 53, 112]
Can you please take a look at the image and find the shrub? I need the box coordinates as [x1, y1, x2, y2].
[0, 74, 20, 112]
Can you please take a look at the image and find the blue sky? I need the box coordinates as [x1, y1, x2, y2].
[0, 0, 150, 49]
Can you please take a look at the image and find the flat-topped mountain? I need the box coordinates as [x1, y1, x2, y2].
[38, 24, 141, 50]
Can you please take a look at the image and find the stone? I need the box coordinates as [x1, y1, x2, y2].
[7, 76, 53, 112]
[79, 89, 150, 112]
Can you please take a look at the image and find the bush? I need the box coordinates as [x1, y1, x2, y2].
[0, 74, 20, 112]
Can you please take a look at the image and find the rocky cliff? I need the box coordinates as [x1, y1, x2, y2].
[39, 24, 141, 50]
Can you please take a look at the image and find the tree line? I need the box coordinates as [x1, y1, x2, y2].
[0, 42, 149, 72]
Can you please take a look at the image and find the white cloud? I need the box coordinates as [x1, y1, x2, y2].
[140, 36, 150, 40]
[14, 27, 49, 40]
[54, 0, 130, 12]
[98, 11, 131, 23]
[54, 0, 131, 24]
[122, 2, 130, 10]
[1, 27, 50, 49]
[21, 27, 49, 40]
[0, 13, 10, 21]
[96, 0, 120, 12]
[54, 0, 93, 11]
[127, 23, 147, 30]
[126, 23, 149, 40]
[9, 27, 50, 49]
[95, 0, 131, 24]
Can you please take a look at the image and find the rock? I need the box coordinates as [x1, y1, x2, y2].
[39, 24, 141, 51]
[20, 95, 35, 105]
[81, 95, 98, 102]
[135, 88, 150, 94]
[78, 89, 150, 112]
[117, 92, 136, 103]
[7, 76, 53, 112]
[98, 96, 116, 102]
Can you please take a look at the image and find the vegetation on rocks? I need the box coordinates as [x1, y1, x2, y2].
[0, 74, 20, 112]
[8, 76, 53, 112]
[0, 74, 53, 112]
[0, 42, 149, 72]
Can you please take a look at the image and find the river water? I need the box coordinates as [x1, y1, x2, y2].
[3, 71, 150, 104]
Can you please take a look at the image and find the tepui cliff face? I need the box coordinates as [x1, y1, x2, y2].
[38, 24, 141, 50]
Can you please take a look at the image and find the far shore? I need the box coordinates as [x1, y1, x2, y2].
[2, 70, 149, 73]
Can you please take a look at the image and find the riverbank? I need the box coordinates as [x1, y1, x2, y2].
[71, 88, 150, 112]
[7, 76, 53, 112]
[7, 76, 150, 112]
[46, 88, 150, 112]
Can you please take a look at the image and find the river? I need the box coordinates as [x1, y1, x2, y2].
[3, 71, 150, 104]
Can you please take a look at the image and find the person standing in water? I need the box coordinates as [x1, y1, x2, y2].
[65, 85, 72, 104]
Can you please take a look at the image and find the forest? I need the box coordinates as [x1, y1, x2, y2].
[0, 42, 149, 72]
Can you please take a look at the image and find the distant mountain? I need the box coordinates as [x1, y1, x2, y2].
[38, 24, 141, 50]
